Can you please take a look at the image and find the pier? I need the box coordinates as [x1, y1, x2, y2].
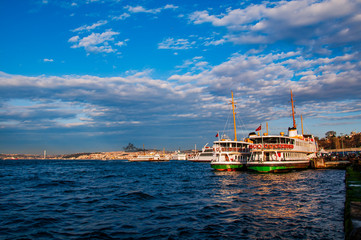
[310, 158, 352, 169]
[325, 147, 361, 153]
[345, 163, 361, 239]
[311, 147, 361, 170]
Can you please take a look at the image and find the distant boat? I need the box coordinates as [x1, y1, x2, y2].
[129, 152, 169, 162]
[189, 143, 216, 162]
[211, 91, 251, 171]
[172, 150, 187, 160]
[246, 90, 317, 173]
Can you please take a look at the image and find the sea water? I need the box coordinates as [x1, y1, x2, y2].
[0, 160, 345, 239]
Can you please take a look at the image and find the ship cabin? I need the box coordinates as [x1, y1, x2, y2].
[214, 139, 250, 153]
[201, 147, 215, 157]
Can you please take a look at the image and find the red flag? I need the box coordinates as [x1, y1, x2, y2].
[255, 125, 261, 131]
[215, 133, 219, 137]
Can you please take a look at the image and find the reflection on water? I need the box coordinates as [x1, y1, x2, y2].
[212, 169, 345, 239]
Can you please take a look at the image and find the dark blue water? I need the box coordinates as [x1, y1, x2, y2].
[0, 160, 344, 239]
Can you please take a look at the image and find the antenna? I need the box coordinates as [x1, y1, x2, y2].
[290, 90, 296, 129]
[231, 91, 237, 141]
[266, 122, 269, 135]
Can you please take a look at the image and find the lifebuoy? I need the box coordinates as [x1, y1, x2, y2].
[257, 144, 262, 149]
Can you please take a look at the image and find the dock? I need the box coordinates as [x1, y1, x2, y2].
[345, 163, 361, 239]
[310, 158, 351, 169]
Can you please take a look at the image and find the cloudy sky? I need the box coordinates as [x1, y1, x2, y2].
[1, 0, 360, 154]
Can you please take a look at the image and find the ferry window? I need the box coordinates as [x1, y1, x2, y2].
[264, 137, 277, 143]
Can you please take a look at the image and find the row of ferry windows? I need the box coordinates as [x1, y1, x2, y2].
[253, 152, 307, 160]
[295, 141, 313, 148]
[252, 137, 295, 144]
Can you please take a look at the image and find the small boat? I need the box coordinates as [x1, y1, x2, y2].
[173, 151, 187, 160]
[211, 91, 251, 171]
[189, 143, 216, 162]
[129, 153, 169, 162]
[246, 90, 317, 173]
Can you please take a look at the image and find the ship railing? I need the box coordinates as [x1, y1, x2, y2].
[216, 147, 249, 152]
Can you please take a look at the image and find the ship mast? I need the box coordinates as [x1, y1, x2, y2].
[231, 91, 237, 141]
[290, 90, 296, 129]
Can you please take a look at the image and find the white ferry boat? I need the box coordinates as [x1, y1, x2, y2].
[247, 91, 317, 173]
[211, 138, 251, 171]
[189, 143, 216, 162]
[173, 151, 187, 160]
[129, 153, 169, 162]
[211, 92, 251, 171]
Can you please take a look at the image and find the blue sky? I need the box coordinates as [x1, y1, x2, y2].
[1, 0, 360, 154]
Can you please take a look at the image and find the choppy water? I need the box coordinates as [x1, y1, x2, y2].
[0, 160, 345, 239]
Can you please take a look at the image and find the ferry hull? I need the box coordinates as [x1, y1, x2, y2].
[247, 161, 310, 173]
[211, 162, 245, 171]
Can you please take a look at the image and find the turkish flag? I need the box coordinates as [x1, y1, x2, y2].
[215, 133, 219, 137]
[255, 125, 261, 131]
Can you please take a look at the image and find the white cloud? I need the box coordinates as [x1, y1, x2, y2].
[72, 20, 108, 32]
[174, 56, 210, 73]
[169, 50, 361, 114]
[68, 36, 79, 42]
[1, 45, 360, 139]
[43, 58, 54, 62]
[124, 4, 178, 14]
[112, 13, 130, 20]
[189, 0, 361, 46]
[164, 4, 178, 10]
[125, 6, 151, 13]
[158, 38, 195, 50]
[69, 30, 120, 53]
[115, 39, 129, 47]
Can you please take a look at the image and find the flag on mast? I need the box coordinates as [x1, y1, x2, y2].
[255, 125, 261, 131]
[215, 132, 219, 137]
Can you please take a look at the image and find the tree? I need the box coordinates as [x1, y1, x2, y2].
[325, 131, 336, 139]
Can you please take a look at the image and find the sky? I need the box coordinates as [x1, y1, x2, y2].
[0, 0, 361, 154]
